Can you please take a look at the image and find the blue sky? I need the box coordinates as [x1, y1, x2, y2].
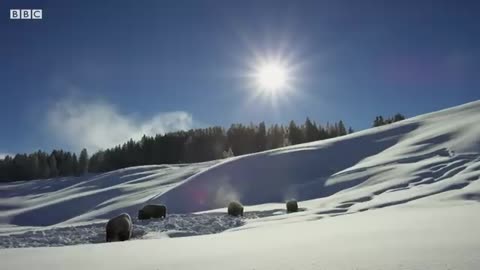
[1, 0, 479, 156]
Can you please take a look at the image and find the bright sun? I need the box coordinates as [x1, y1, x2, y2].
[244, 51, 300, 105]
[254, 61, 290, 93]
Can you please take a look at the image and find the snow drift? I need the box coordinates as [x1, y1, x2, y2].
[155, 100, 480, 214]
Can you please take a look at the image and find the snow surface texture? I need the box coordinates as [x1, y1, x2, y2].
[0, 213, 244, 248]
[1, 101, 480, 269]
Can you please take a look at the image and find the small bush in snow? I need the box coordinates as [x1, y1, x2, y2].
[138, 204, 167, 220]
[106, 213, 132, 242]
[222, 147, 234, 158]
[286, 200, 298, 213]
[227, 201, 244, 217]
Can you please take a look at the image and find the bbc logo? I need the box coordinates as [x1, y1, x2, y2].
[10, 9, 43, 20]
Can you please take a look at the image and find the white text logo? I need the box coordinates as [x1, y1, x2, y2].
[10, 9, 43, 20]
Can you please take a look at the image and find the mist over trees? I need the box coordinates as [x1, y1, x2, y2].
[0, 118, 355, 182]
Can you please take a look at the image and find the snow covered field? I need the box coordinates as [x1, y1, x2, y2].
[1, 101, 480, 269]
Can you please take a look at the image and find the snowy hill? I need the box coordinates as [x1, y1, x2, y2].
[1, 101, 480, 269]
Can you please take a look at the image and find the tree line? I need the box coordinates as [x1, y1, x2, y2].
[0, 149, 88, 181]
[1, 114, 404, 182]
[372, 113, 406, 127]
[87, 118, 352, 173]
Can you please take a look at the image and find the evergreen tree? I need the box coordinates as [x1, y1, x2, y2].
[255, 122, 267, 152]
[38, 154, 50, 179]
[373, 116, 385, 127]
[373, 114, 405, 127]
[31, 154, 40, 179]
[288, 120, 304, 145]
[49, 154, 58, 177]
[318, 124, 328, 140]
[266, 124, 285, 149]
[72, 154, 79, 176]
[78, 148, 89, 175]
[338, 120, 347, 136]
[393, 113, 406, 122]
[304, 117, 319, 142]
[60, 153, 73, 176]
